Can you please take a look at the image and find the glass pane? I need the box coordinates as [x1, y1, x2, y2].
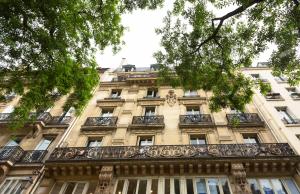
[220, 178, 231, 194]
[258, 179, 274, 194]
[151, 179, 158, 194]
[165, 179, 170, 194]
[196, 179, 207, 194]
[248, 179, 261, 194]
[35, 138, 52, 150]
[270, 179, 287, 194]
[64, 182, 76, 194]
[186, 179, 194, 194]
[115, 180, 124, 194]
[127, 179, 137, 194]
[0, 180, 11, 193]
[174, 179, 180, 194]
[207, 179, 220, 194]
[11, 180, 28, 194]
[138, 180, 147, 194]
[4, 180, 18, 193]
[283, 179, 300, 194]
[50, 182, 64, 194]
[5, 140, 19, 146]
[73, 183, 86, 194]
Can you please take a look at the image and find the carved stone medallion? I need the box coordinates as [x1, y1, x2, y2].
[166, 90, 176, 106]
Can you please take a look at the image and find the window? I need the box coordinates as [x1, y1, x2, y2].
[138, 136, 153, 146]
[50, 182, 90, 194]
[87, 138, 102, 147]
[114, 177, 232, 194]
[190, 135, 207, 145]
[286, 87, 300, 99]
[251, 74, 260, 79]
[276, 76, 288, 82]
[186, 106, 200, 115]
[146, 88, 158, 98]
[0, 177, 30, 194]
[276, 107, 297, 124]
[35, 137, 53, 150]
[286, 87, 296, 93]
[101, 108, 114, 117]
[248, 178, 300, 194]
[144, 107, 155, 116]
[5, 136, 23, 146]
[2, 105, 14, 113]
[111, 89, 122, 98]
[243, 134, 259, 144]
[184, 90, 198, 97]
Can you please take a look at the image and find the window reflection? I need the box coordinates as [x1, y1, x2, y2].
[207, 179, 220, 194]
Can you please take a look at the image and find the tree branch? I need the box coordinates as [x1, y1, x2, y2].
[191, 0, 265, 54]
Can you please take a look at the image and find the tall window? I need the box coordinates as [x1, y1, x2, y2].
[50, 182, 91, 194]
[87, 138, 102, 147]
[248, 178, 300, 194]
[101, 108, 114, 117]
[144, 107, 155, 116]
[243, 134, 259, 144]
[0, 177, 31, 194]
[111, 89, 122, 98]
[138, 136, 153, 146]
[190, 135, 207, 145]
[186, 106, 200, 115]
[276, 107, 296, 124]
[35, 137, 53, 150]
[146, 88, 158, 98]
[5, 136, 23, 146]
[184, 90, 198, 97]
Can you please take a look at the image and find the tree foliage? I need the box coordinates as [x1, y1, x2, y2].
[155, 0, 300, 111]
[0, 0, 163, 129]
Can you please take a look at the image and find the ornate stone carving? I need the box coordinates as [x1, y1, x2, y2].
[94, 166, 114, 194]
[231, 163, 251, 194]
[166, 90, 176, 106]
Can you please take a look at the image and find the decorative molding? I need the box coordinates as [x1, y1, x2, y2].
[231, 163, 251, 194]
[178, 97, 207, 105]
[137, 98, 165, 106]
[95, 166, 114, 194]
[166, 90, 177, 106]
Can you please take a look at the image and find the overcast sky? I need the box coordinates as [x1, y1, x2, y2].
[95, 2, 273, 69]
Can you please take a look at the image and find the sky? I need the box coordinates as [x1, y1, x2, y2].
[95, 2, 273, 69]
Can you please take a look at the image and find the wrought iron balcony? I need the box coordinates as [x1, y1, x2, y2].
[291, 92, 300, 100]
[281, 118, 300, 125]
[19, 150, 48, 163]
[179, 114, 213, 128]
[0, 113, 12, 121]
[130, 116, 164, 129]
[0, 146, 24, 164]
[81, 117, 118, 131]
[265, 93, 283, 100]
[47, 143, 296, 162]
[47, 116, 72, 125]
[226, 113, 264, 127]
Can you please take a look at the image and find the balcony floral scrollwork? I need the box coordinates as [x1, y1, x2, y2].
[47, 143, 296, 162]
[19, 150, 48, 163]
[129, 116, 164, 129]
[0, 146, 24, 164]
[81, 117, 118, 131]
[226, 113, 264, 127]
[179, 114, 213, 128]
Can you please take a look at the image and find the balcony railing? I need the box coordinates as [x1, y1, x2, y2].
[281, 118, 300, 125]
[0, 113, 12, 121]
[47, 116, 72, 125]
[291, 92, 300, 100]
[179, 114, 213, 127]
[127, 74, 157, 79]
[131, 116, 164, 126]
[0, 146, 24, 163]
[226, 113, 264, 127]
[19, 150, 48, 163]
[83, 117, 118, 128]
[265, 93, 283, 100]
[47, 143, 296, 162]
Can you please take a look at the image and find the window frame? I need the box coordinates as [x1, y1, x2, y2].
[111, 89, 122, 98]
[144, 107, 156, 116]
[186, 106, 201, 115]
[86, 137, 103, 148]
[242, 133, 260, 144]
[0, 177, 31, 194]
[101, 108, 114, 117]
[137, 136, 154, 146]
[189, 134, 207, 145]
[50, 181, 90, 194]
[146, 88, 158, 98]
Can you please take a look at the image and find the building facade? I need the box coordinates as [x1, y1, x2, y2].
[1, 64, 300, 194]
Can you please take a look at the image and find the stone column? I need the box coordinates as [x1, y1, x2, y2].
[94, 166, 114, 194]
[230, 163, 251, 194]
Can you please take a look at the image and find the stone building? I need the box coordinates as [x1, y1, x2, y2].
[1, 64, 300, 194]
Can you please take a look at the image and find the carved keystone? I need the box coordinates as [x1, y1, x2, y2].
[231, 163, 251, 194]
[94, 166, 114, 194]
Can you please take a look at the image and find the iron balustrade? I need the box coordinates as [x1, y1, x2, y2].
[131, 116, 164, 125]
[19, 150, 48, 163]
[47, 143, 296, 162]
[179, 114, 212, 125]
[47, 116, 72, 125]
[83, 117, 118, 126]
[265, 93, 282, 100]
[291, 93, 300, 99]
[226, 113, 264, 125]
[0, 113, 12, 121]
[0, 146, 24, 163]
